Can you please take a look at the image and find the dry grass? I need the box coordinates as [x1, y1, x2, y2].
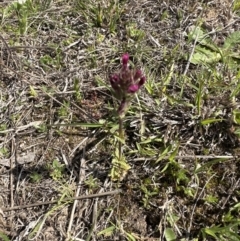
[0, 0, 240, 240]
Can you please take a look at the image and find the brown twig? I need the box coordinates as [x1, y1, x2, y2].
[66, 152, 86, 239]
[1, 190, 121, 212]
[0, 33, 11, 65]
[9, 137, 15, 234]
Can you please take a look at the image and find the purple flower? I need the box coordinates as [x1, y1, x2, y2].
[128, 84, 139, 93]
[109, 53, 146, 117]
[110, 74, 119, 87]
[110, 74, 119, 83]
[134, 69, 142, 80]
[110, 53, 146, 97]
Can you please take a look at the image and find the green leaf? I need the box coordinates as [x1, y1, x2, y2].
[202, 227, 219, 239]
[164, 228, 176, 241]
[191, 46, 221, 65]
[233, 109, 240, 124]
[97, 226, 115, 236]
[234, 128, 240, 137]
[160, 162, 170, 173]
[162, 62, 175, 93]
[29, 85, 38, 97]
[169, 143, 179, 162]
[200, 118, 224, 125]
[125, 232, 136, 241]
[231, 202, 240, 210]
[0, 232, 10, 241]
[223, 31, 240, 50]
[230, 80, 240, 98]
[74, 123, 104, 128]
[157, 145, 172, 163]
[234, 0, 240, 11]
[188, 26, 206, 44]
[118, 158, 131, 171]
[110, 156, 131, 181]
[109, 124, 119, 134]
[95, 75, 110, 88]
[113, 133, 125, 144]
[195, 158, 229, 174]
[140, 136, 163, 144]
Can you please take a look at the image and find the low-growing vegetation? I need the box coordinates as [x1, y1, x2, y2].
[0, 0, 240, 240]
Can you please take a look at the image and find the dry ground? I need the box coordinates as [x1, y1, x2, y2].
[0, 0, 240, 240]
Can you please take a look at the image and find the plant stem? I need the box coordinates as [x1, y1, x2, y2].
[118, 117, 124, 159]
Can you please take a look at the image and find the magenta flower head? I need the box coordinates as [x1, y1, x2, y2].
[109, 53, 146, 117]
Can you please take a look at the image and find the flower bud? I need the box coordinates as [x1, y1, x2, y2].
[122, 53, 129, 66]
[128, 84, 139, 93]
[110, 74, 120, 84]
[139, 76, 146, 86]
[134, 69, 142, 80]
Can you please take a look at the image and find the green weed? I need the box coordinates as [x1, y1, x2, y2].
[47, 159, 65, 181]
[30, 171, 42, 183]
[0, 232, 10, 241]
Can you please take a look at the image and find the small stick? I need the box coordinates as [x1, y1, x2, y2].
[9, 137, 15, 234]
[133, 155, 235, 161]
[187, 174, 216, 236]
[1, 190, 121, 212]
[66, 153, 86, 238]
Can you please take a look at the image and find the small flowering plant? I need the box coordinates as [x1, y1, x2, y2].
[109, 53, 146, 118]
[109, 53, 146, 180]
